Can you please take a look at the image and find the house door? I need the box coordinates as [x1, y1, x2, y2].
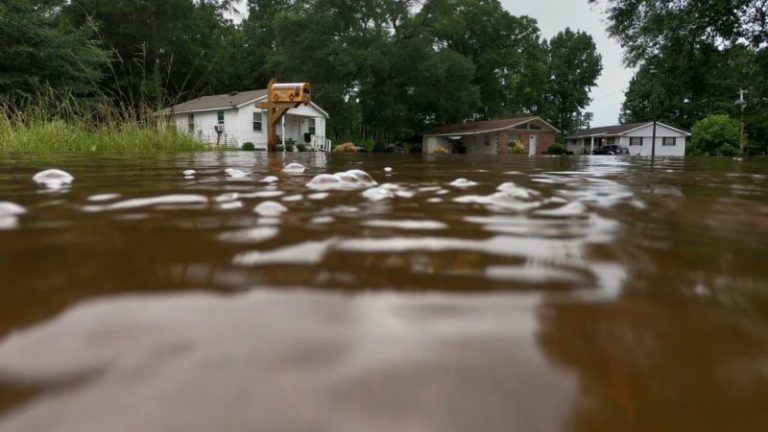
[529, 134, 538, 156]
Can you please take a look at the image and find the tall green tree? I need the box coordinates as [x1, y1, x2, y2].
[59, 0, 240, 108]
[542, 28, 602, 134]
[0, 0, 109, 99]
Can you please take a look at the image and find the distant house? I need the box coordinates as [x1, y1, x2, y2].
[422, 116, 559, 155]
[161, 89, 331, 150]
[567, 122, 690, 156]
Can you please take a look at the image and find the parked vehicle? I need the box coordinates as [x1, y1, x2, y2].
[593, 145, 629, 155]
[385, 143, 409, 153]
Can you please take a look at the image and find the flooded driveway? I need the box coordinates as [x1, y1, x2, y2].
[0, 153, 767, 431]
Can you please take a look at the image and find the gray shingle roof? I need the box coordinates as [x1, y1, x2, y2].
[424, 116, 558, 136]
[163, 89, 268, 114]
[567, 122, 651, 138]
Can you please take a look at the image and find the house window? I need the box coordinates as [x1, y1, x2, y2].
[484, 134, 491, 146]
[217, 111, 224, 125]
[663, 137, 676, 146]
[187, 114, 194, 133]
[252, 112, 262, 131]
[630, 137, 643, 146]
[308, 118, 316, 135]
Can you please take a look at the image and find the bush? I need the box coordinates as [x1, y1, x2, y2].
[715, 144, 740, 157]
[690, 114, 741, 155]
[547, 142, 566, 155]
[285, 142, 295, 152]
[241, 142, 255, 151]
[510, 142, 526, 154]
[275, 144, 285, 152]
[296, 143, 307, 152]
[432, 145, 449, 154]
[333, 142, 358, 152]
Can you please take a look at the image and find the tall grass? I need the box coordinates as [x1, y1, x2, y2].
[0, 91, 208, 152]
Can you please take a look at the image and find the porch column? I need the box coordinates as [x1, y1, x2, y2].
[590, 137, 595, 153]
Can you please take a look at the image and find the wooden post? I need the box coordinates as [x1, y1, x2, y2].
[257, 79, 308, 152]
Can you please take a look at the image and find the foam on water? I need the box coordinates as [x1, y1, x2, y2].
[449, 178, 478, 188]
[241, 191, 284, 199]
[361, 187, 394, 201]
[32, 169, 74, 190]
[234, 239, 335, 266]
[224, 168, 249, 178]
[282, 163, 307, 173]
[0, 202, 26, 216]
[183, 169, 197, 178]
[253, 201, 288, 217]
[261, 176, 279, 184]
[306, 169, 377, 191]
[308, 192, 329, 201]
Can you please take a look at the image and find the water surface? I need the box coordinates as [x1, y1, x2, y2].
[1, 153, 767, 431]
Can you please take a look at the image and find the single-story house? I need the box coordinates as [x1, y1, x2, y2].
[422, 116, 559, 155]
[566, 122, 690, 157]
[160, 89, 331, 150]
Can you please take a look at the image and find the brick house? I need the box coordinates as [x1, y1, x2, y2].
[422, 116, 559, 155]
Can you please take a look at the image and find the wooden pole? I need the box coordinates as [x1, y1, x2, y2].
[257, 79, 302, 152]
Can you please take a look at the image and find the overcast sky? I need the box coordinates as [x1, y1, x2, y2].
[230, 0, 632, 126]
[500, 0, 634, 126]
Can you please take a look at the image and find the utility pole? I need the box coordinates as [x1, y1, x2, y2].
[739, 89, 747, 156]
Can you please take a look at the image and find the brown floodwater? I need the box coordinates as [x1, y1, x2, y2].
[0, 152, 767, 431]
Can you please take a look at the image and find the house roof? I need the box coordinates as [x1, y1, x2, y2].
[163, 89, 268, 114]
[424, 116, 559, 136]
[158, 88, 330, 118]
[568, 122, 690, 138]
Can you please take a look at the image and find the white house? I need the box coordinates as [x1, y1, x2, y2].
[162, 89, 331, 151]
[566, 122, 690, 156]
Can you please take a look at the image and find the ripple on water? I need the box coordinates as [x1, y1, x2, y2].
[32, 169, 74, 190]
[363, 220, 448, 230]
[217, 226, 279, 244]
[83, 194, 208, 212]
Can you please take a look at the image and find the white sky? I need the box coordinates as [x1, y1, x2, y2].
[500, 0, 633, 126]
[230, 0, 632, 126]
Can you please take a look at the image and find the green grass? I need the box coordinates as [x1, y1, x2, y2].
[0, 93, 210, 152]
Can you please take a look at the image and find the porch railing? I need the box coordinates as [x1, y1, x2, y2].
[310, 135, 332, 152]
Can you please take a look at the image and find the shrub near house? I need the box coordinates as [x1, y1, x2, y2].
[690, 115, 742, 156]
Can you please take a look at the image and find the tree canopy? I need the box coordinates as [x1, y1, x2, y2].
[1, 0, 605, 143]
[591, 0, 768, 154]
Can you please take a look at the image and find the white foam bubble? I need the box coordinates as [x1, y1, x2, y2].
[306, 170, 377, 191]
[219, 201, 243, 211]
[361, 187, 394, 201]
[214, 192, 240, 203]
[0, 202, 26, 216]
[32, 169, 74, 189]
[308, 193, 329, 201]
[225, 168, 249, 178]
[282, 163, 306, 173]
[384, 167, 393, 173]
[311, 216, 334, 224]
[253, 201, 288, 217]
[261, 176, 279, 184]
[449, 178, 478, 188]
[183, 169, 196, 177]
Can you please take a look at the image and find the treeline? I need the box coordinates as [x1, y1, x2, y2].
[591, 0, 768, 154]
[0, 0, 602, 144]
